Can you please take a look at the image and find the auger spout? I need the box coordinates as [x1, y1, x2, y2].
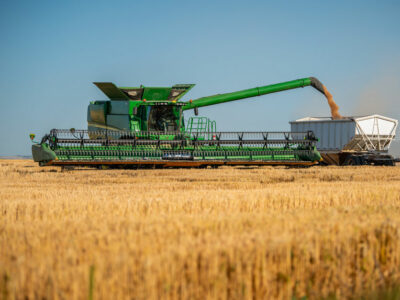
[182, 77, 339, 117]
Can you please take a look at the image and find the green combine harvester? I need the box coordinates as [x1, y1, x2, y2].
[31, 77, 327, 168]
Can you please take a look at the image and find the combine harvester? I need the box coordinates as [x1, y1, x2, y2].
[31, 77, 334, 168]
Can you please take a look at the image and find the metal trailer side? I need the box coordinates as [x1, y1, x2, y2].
[290, 115, 398, 166]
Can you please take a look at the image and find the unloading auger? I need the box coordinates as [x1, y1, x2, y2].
[31, 77, 326, 168]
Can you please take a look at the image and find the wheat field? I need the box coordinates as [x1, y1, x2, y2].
[1, 160, 400, 299]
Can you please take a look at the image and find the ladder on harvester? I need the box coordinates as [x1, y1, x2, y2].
[186, 117, 216, 140]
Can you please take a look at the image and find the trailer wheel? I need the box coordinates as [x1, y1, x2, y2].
[371, 155, 396, 166]
[344, 155, 362, 166]
[379, 159, 395, 166]
[344, 156, 355, 166]
[358, 156, 367, 165]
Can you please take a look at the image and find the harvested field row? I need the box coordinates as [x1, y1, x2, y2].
[1, 160, 400, 299]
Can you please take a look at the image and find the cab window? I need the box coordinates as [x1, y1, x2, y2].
[148, 106, 179, 131]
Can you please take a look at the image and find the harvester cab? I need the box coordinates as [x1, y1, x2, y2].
[88, 82, 195, 133]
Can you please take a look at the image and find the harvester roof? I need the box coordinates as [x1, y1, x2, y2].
[93, 82, 194, 101]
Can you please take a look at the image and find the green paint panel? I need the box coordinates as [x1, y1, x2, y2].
[142, 87, 172, 100]
[32, 144, 57, 162]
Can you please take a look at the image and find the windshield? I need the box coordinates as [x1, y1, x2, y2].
[148, 105, 179, 131]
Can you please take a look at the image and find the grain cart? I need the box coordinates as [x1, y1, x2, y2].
[31, 77, 328, 168]
[290, 115, 398, 165]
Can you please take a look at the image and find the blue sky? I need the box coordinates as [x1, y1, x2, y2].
[1, 0, 399, 155]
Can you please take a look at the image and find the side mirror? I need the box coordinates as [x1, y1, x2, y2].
[194, 107, 199, 116]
